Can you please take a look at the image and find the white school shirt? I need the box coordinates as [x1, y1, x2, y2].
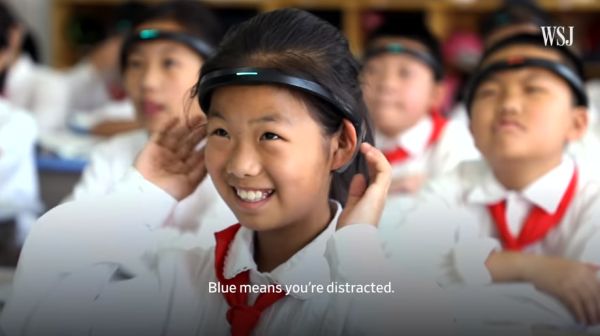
[4, 55, 71, 135]
[1, 188, 453, 336]
[68, 129, 235, 247]
[389, 156, 600, 285]
[375, 114, 480, 181]
[64, 61, 112, 112]
[65, 62, 137, 131]
[0, 100, 41, 234]
[383, 157, 600, 331]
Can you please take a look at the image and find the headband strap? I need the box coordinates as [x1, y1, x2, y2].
[481, 32, 584, 78]
[198, 67, 361, 131]
[120, 29, 215, 69]
[198, 67, 365, 172]
[464, 57, 588, 114]
[363, 43, 444, 80]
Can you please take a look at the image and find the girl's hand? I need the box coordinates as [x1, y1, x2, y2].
[337, 143, 391, 229]
[135, 116, 207, 201]
[526, 257, 600, 326]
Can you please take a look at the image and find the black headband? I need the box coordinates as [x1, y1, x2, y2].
[198, 67, 365, 172]
[481, 32, 584, 79]
[198, 67, 362, 133]
[464, 57, 588, 114]
[120, 29, 215, 70]
[363, 43, 444, 80]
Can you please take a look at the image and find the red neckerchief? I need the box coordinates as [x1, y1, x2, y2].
[382, 110, 448, 164]
[214, 224, 286, 336]
[487, 169, 578, 251]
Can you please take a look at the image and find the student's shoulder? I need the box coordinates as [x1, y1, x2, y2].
[422, 159, 487, 196]
[92, 129, 148, 157]
[30, 193, 172, 271]
[573, 162, 600, 201]
[0, 99, 37, 138]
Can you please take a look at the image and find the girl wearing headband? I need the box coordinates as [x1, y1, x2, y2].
[2, 8, 452, 336]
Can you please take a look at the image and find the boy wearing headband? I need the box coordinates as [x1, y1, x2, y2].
[361, 20, 479, 195]
[388, 33, 600, 331]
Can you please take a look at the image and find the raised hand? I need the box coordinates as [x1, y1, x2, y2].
[337, 143, 391, 229]
[135, 116, 207, 201]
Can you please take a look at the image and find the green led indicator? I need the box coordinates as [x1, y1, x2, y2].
[139, 29, 159, 39]
[387, 43, 404, 53]
[236, 71, 258, 76]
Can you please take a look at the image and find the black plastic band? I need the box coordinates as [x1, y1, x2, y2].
[363, 43, 444, 80]
[198, 67, 361, 133]
[464, 57, 588, 114]
[120, 29, 215, 69]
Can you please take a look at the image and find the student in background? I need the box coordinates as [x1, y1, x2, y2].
[66, 1, 234, 244]
[65, 2, 150, 137]
[388, 33, 600, 333]
[361, 20, 479, 195]
[1, 9, 451, 335]
[0, 3, 70, 136]
[0, 99, 41, 245]
[447, 0, 554, 125]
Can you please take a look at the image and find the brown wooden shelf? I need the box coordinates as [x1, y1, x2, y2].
[51, 0, 600, 68]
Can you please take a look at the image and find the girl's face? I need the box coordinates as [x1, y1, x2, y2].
[123, 20, 204, 131]
[361, 38, 441, 137]
[205, 85, 338, 232]
[469, 45, 587, 165]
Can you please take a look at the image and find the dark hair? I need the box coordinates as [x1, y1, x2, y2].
[480, 0, 554, 37]
[133, 1, 223, 48]
[0, 3, 38, 62]
[199, 8, 374, 204]
[366, 16, 442, 67]
[0, 3, 17, 49]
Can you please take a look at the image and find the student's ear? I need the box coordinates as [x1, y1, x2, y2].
[330, 119, 358, 171]
[566, 106, 588, 141]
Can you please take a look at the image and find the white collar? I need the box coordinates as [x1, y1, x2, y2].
[466, 156, 575, 214]
[375, 116, 432, 156]
[223, 201, 342, 299]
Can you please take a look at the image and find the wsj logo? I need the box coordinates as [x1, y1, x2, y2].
[540, 26, 574, 46]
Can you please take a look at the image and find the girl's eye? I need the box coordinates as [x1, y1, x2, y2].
[524, 86, 544, 94]
[163, 58, 178, 68]
[398, 67, 412, 78]
[210, 128, 229, 138]
[260, 132, 281, 141]
[474, 84, 498, 99]
[126, 58, 143, 69]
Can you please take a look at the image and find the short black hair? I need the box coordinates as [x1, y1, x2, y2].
[133, 1, 223, 48]
[480, 0, 554, 37]
[365, 14, 442, 67]
[0, 3, 18, 49]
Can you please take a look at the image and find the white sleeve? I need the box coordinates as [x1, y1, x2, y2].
[0, 187, 178, 335]
[383, 170, 499, 287]
[565, 181, 600, 265]
[67, 143, 120, 201]
[428, 121, 480, 178]
[29, 70, 72, 134]
[323, 225, 455, 335]
[0, 109, 40, 216]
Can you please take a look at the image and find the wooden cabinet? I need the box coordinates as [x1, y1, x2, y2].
[51, 0, 600, 77]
